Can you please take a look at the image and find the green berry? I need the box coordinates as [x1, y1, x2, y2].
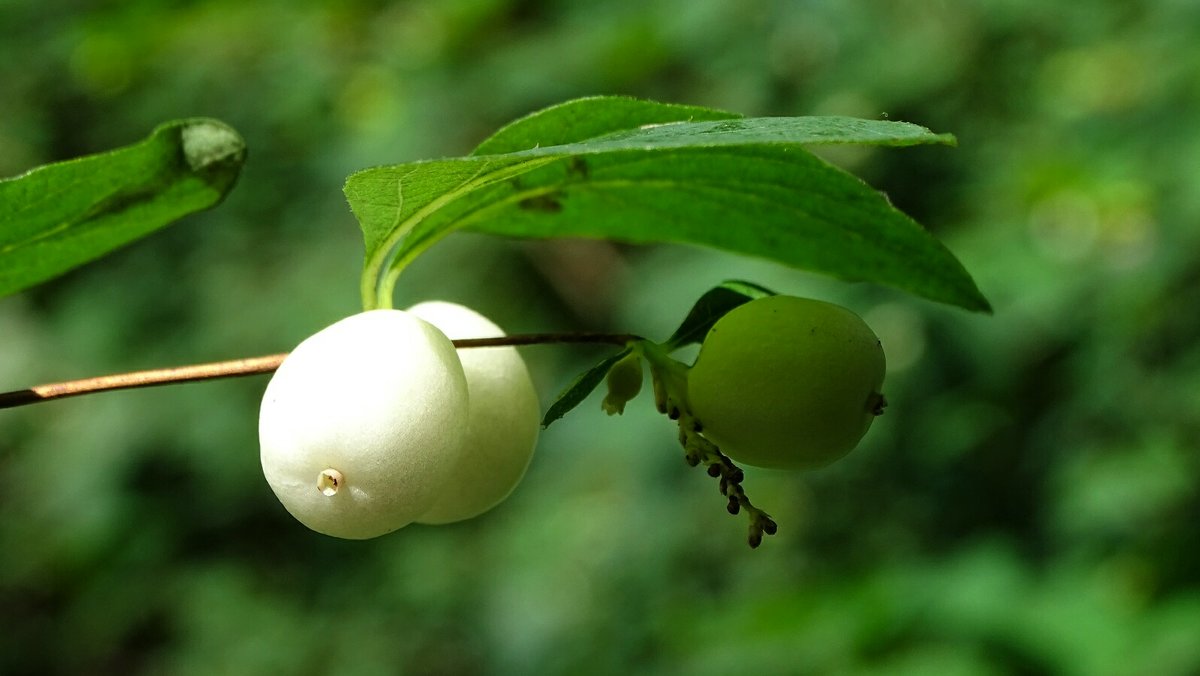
[686, 296, 886, 470]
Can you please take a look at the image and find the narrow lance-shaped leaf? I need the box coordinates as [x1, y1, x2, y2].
[541, 348, 632, 429]
[0, 118, 246, 298]
[664, 281, 777, 351]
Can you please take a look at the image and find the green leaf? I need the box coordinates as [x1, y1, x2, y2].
[484, 113, 957, 157]
[664, 280, 777, 351]
[0, 118, 246, 298]
[472, 96, 740, 155]
[541, 347, 632, 429]
[345, 96, 990, 313]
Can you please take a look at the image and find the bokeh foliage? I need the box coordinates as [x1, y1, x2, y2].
[2, 1, 1199, 674]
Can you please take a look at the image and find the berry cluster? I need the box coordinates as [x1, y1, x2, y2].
[259, 293, 886, 548]
[258, 302, 539, 539]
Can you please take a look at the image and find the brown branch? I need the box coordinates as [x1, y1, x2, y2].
[0, 355, 288, 409]
[0, 332, 639, 409]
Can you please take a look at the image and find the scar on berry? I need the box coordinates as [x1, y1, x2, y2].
[871, 393, 888, 416]
[317, 468, 344, 496]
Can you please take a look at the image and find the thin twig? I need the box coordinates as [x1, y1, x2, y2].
[0, 332, 639, 409]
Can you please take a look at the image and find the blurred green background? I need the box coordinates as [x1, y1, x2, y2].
[2, 1, 1199, 674]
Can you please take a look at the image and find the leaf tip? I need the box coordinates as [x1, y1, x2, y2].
[180, 119, 247, 171]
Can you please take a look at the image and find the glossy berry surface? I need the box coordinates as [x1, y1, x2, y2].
[686, 296, 886, 470]
[259, 309, 469, 539]
[409, 301, 541, 525]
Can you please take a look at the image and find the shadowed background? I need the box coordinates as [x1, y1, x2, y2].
[2, 1, 1199, 674]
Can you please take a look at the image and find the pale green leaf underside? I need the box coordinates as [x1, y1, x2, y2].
[346, 97, 989, 313]
[0, 119, 245, 298]
[472, 96, 740, 155]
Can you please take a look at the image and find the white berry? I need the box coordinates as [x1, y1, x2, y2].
[408, 301, 540, 525]
[258, 309, 470, 539]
